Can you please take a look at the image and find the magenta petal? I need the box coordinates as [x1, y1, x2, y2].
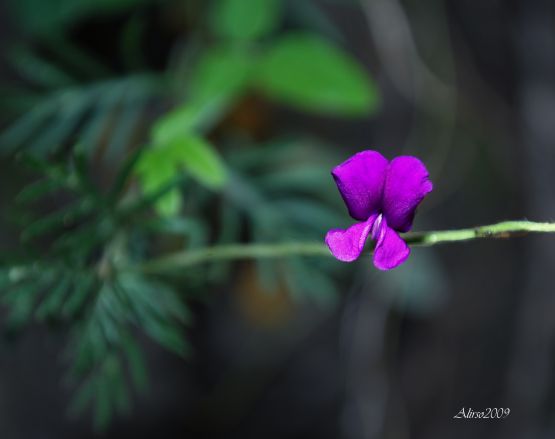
[372, 219, 410, 270]
[382, 156, 433, 232]
[332, 150, 389, 221]
[325, 215, 377, 262]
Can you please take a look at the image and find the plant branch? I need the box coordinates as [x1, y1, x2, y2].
[138, 220, 555, 274]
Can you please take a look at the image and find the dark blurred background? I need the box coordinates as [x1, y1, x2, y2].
[1, 0, 555, 438]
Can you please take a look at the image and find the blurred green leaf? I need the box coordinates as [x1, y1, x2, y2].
[0, 100, 56, 154]
[109, 356, 131, 415]
[16, 178, 65, 204]
[188, 46, 254, 103]
[143, 319, 190, 357]
[135, 149, 182, 217]
[62, 268, 192, 429]
[117, 273, 191, 356]
[21, 197, 95, 241]
[94, 367, 113, 431]
[152, 189, 183, 217]
[69, 377, 95, 419]
[0, 75, 162, 157]
[104, 88, 144, 160]
[35, 273, 72, 320]
[166, 135, 227, 190]
[62, 273, 95, 317]
[2, 282, 39, 330]
[151, 99, 226, 144]
[79, 86, 125, 154]
[122, 333, 148, 393]
[144, 217, 208, 248]
[151, 46, 254, 144]
[151, 46, 254, 147]
[29, 93, 91, 156]
[255, 33, 379, 115]
[9, 47, 75, 88]
[135, 133, 227, 216]
[210, 0, 282, 41]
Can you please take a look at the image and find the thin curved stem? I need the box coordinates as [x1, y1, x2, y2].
[403, 220, 555, 245]
[138, 220, 555, 274]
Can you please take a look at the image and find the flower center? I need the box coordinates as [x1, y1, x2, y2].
[371, 213, 385, 241]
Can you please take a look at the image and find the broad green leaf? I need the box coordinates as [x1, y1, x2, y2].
[255, 33, 379, 116]
[151, 99, 226, 145]
[151, 47, 253, 145]
[135, 135, 227, 216]
[167, 135, 227, 189]
[134, 149, 182, 217]
[134, 149, 172, 190]
[146, 185, 181, 218]
[211, 0, 281, 41]
[188, 46, 254, 104]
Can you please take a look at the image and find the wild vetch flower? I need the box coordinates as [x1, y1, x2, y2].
[325, 150, 433, 270]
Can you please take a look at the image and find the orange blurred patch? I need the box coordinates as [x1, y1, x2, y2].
[235, 262, 294, 329]
[215, 95, 273, 140]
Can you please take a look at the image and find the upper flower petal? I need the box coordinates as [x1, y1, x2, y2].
[382, 156, 433, 232]
[372, 217, 410, 270]
[325, 215, 377, 262]
[332, 150, 389, 221]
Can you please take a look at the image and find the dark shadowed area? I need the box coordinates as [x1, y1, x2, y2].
[0, 0, 554, 438]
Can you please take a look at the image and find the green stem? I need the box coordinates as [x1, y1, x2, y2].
[403, 220, 555, 245]
[139, 220, 555, 274]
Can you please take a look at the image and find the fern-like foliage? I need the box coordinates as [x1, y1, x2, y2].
[1, 154, 192, 428]
[0, 44, 165, 159]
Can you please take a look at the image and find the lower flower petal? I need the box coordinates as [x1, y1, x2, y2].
[373, 221, 410, 270]
[325, 215, 376, 262]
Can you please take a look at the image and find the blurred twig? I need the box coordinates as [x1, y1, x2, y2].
[362, 0, 459, 201]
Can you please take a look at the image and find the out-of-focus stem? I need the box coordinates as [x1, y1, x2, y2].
[138, 220, 555, 274]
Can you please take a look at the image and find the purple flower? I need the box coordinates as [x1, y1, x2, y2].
[325, 150, 433, 270]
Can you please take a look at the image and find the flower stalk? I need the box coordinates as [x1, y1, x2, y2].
[139, 220, 555, 274]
